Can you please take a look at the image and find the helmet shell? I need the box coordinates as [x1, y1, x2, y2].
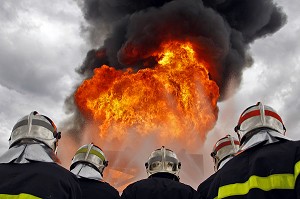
[9, 111, 60, 151]
[211, 135, 240, 171]
[70, 143, 108, 175]
[235, 102, 285, 143]
[145, 146, 181, 179]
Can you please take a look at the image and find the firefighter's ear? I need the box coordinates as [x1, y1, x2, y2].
[234, 125, 240, 132]
[104, 160, 109, 167]
[211, 151, 216, 157]
[55, 132, 61, 139]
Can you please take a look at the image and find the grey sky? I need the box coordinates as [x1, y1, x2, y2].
[0, 0, 89, 151]
[0, 0, 299, 187]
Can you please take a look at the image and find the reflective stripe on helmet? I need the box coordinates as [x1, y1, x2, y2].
[0, 193, 41, 199]
[213, 160, 300, 199]
[12, 119, 55, 133]
[238, 110, 283, 126]
[214, 140, 240, 153]
[76, 147, 106, 162]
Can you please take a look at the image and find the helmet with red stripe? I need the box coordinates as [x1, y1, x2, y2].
[211, 135, 240, 171]
[234, 102, 286, 143]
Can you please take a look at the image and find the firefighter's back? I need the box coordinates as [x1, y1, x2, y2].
[78, 178, 119, 199]
[0, 161, 81, 198]
[207, 139, 300, 199]
[121, 175, 197, 199]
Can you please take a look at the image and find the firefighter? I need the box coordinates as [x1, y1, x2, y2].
[211, 134, 240, 172]
[70, 143, 120, 199]
[207, 102, 300, 199]
[197, 134, 240, 199]
[121, 146, 198, 199]
[0, 111, 81, 198]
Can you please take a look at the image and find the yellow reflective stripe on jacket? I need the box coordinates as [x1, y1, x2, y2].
[0, 193, 41, 199]
[214, 160, 300, 199]
[295, 160, 300, 182]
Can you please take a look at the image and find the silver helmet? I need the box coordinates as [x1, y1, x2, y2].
[9, 111, 61, 151]
[70, 143, 108, 175]
[211, 135, 240, 172]
[234, 102, 286, 143]
[145, 146, 181, 179]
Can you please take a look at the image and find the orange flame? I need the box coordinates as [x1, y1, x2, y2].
[75, 41, 219, 148]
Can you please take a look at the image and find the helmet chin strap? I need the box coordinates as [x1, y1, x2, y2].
[54, 145, 58, 155]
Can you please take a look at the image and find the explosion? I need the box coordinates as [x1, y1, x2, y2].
[75, 41, 219, 148]
[63, 0, 287, 191]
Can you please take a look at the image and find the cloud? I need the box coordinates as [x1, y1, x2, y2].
[0, 0, 87, 100]
[0, 0, 87, 155]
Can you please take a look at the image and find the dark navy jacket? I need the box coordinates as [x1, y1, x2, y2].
[78, 177, 120, 199]
[0, 162, 81, 198]
[207, 140, 300, 199]
[197, 172, 216, 199]
[121, 173, 197, 199]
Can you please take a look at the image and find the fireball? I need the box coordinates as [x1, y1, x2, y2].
[75, 41, 219, 148]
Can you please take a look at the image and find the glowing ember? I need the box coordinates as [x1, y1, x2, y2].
[75, 41, 219, 146]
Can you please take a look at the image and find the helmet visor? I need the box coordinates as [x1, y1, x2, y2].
[148, 156, 179, 172]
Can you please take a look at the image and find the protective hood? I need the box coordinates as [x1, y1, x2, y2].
[71, 163, 103, 181]
[0, 143, 58, 164]
[239, 129, 291, 152]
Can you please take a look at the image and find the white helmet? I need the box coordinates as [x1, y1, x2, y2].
[9, 111, 61, 151]
[70, 143, 108, 175]
[145, 146, 181, 179]
[211, 135, 240, 172]
[234, 102, 286, 143]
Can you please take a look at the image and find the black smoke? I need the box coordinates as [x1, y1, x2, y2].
[65, 0, 286, 133]
[76, 0, 286, 96]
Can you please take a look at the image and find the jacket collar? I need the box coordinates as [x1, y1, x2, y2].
[71, 163, 103, 181]
[239, 129, 291, 152]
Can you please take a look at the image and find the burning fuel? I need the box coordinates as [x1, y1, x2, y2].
[75, 41, 219, 146]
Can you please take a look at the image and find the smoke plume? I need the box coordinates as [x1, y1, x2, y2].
[63, 0, 287, 141]
[76, 0, 286, 91]
[65, 0, 286, 131]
